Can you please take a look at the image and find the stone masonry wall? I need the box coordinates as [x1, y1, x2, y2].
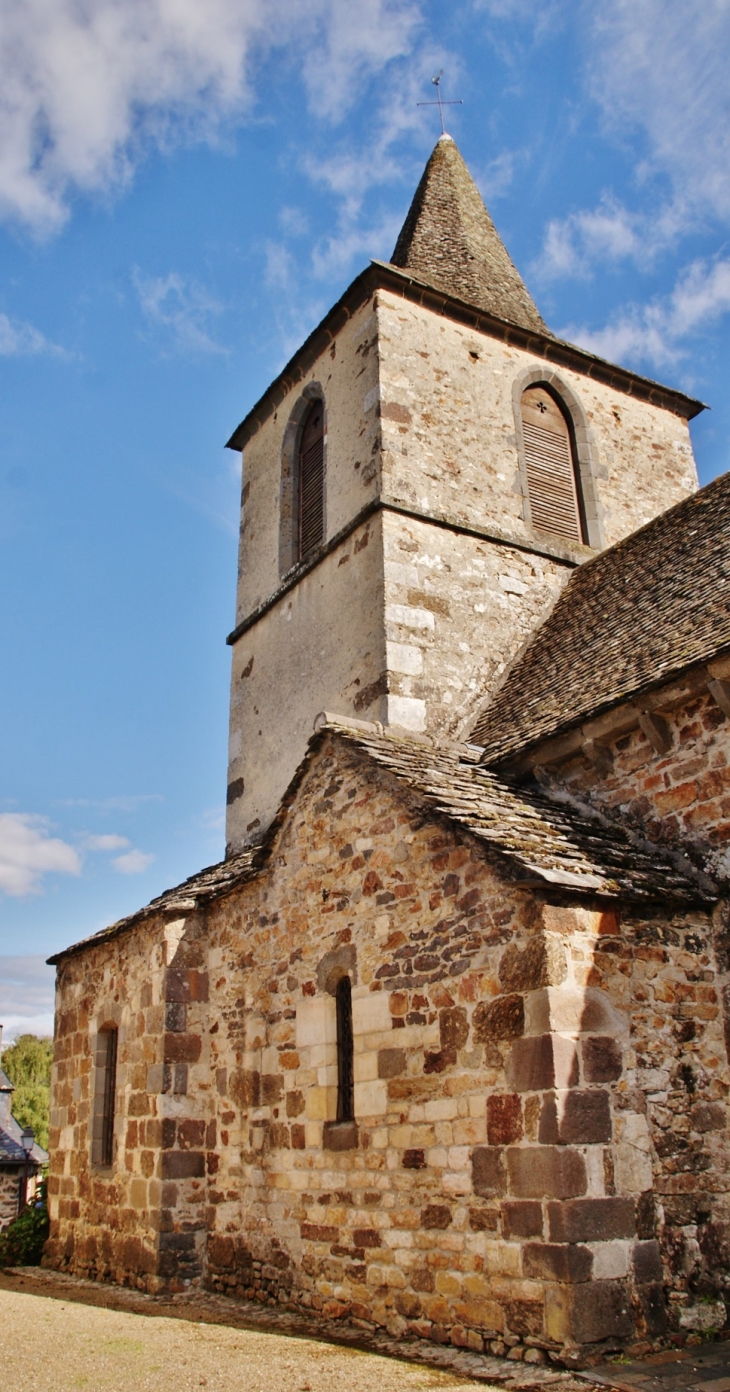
[381, 510, 571, 739]
[540, 688, 730, 887]
[375, 291, 698, 554]
[47, 737, 730, 1360]
[45, 912, 215, 1290]
[0, 1169, 20, 1229]
[212, 742, 729, 1356]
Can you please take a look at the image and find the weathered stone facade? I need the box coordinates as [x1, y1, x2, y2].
[45, 135, 730, 1368]
[46, 732, 730, 1361]
[225, 282, 700, 850]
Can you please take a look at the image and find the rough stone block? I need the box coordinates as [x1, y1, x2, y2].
[499, 937, 567, 992]
[378, 1048, 405, 1078]
[473, 995, 524, 1042]
[504, 1299, 544, 1338]
[161, 1151, 205, 1179]
[472, 1147, 507, 1198]
[523, 1241, 593, 1283]
[323, 1120, 359, 1151]
[690, 1100, 726, 1132]
[165, 969, 208, 1003]
[163, 1033, 201, 1064]
[637, 1282, 668, 1337]
[440, 1006, 469, 1050]
[352, 991, 392, 1036]
[403, 1148, 426, 1169]
[538, 1089, 611, 1145]
[502, 1200, 543, 1238]
[487, 1094, 523, 1146]
[506, 1034, 579, 1092]
[421, 1204, 452, 1229]
[569, 1280, 634, 1344]
[354, 1079, 388, 1115]
[582, 1036, 623, 1083]
[548, 1197, 636, 1243]
[632, 1239, 663, 1283]
[507, 1146, 586, 1199]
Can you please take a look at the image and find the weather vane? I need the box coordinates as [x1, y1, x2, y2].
[417, 71, 463, 136]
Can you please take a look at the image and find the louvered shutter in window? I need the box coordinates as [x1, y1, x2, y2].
[521, 386, 583, 543]
[298, 401, 325, 560]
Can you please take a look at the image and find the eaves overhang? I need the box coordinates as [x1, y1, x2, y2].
[225, 261, 706, 453]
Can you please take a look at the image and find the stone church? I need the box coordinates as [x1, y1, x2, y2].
[45, 136, 730, 1367]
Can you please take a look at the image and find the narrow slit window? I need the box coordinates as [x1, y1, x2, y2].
[297, 400, 325, 560]
[521, 386, 585, 543]
[335, 977, 354, 1123]
[92, 1026, 118, 1167]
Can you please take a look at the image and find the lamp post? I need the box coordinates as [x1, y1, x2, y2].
[20, 1125, 34, 1211]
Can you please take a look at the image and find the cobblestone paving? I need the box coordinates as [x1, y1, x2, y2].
[0, 1268, 598, 1392]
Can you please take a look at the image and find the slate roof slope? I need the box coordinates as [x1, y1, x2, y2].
[471, 470, 730, 763]
[47, 846, 264, 965]
[323, 718, 711, 905]
[391, 135, 548, 335]
[49, 718, 712, 967]
[0, 1070, 48, 1166]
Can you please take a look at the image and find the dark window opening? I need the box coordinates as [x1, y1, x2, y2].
[297, 400, 325, 561]
[92, 1026, 118, 1167]
[521, 385, 586, 543]
[335, 977, 354, 1122]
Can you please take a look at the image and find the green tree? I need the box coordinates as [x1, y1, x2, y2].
[1, 1034, 53, 1151]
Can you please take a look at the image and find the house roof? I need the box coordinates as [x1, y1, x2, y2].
[391, 135, 548, 336]
[0, 1106, 48, 1167]
[471, 470, 730, 763]
[49, 719, 713, 968]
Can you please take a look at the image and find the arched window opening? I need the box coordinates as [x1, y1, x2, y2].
[335, 976, 354, 1123]
[297, 399, 325, 561]
[92, 1025, 118, 1167]
[521, 385, 586, 544]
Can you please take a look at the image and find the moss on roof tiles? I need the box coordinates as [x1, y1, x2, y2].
[471, 470, 730, 762]
[391, 135, 548, 335]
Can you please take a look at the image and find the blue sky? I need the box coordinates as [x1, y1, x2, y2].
[1, 0, 729, 1039]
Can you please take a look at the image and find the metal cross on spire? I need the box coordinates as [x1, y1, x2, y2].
[417, 71, 463, 136]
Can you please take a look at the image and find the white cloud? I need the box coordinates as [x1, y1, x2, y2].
[0, 813, 81, 897]
[588, 1, 730, 225]
[58, 793, 163, 811]
[0, 311, 67, 357]
[112, 848, 155, 875]
[0, 955, 55, 1043]
[86, 833, 130, 852]
[133, 268, 228, 355]
[533, 1, 730, 282]
[0, 0, 420, 234]
[561, 255, 730, 371]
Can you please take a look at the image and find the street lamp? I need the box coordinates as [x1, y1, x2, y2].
[20, 1126, 34, 1211]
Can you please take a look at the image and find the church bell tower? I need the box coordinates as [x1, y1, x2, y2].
[223, 135, 701, 854]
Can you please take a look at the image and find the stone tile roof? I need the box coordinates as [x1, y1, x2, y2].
[0, 1099, 48, 1167]
[322, 718, 711, 906]
[391, 135, 548, 336]
[471, 470, 730, 763]
[49, 717, 712, 967]
[47, 846, 265, 965]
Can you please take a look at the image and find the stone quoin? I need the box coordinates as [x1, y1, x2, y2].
[44, 135, 730, 1369]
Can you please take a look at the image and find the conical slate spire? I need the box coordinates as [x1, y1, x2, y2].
[391, 135, 548, 335]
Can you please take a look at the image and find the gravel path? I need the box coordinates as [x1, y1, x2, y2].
[0, 1286, 487, 1392]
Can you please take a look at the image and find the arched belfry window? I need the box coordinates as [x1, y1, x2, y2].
[335, 976, 354, 1122]
[521, 385, 586, 544]
[297, 399, 325, 561]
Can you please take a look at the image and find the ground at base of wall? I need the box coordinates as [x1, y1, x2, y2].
[1, 1266, 608, 1392]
